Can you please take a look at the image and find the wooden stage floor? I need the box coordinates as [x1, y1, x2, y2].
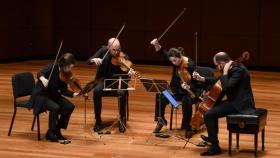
[0, 60, 279, 158]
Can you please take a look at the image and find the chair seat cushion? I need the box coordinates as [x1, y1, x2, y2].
[16, 100, 31, 109]
[227, 108, 267, 133]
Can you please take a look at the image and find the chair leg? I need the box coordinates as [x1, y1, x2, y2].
[8, 108, 17, 136]
[254, 133, 258, 158]
[154, 93, 160, 121]
[262, 129, 265, 151]
[31, 115, 36, 131]
[229, 131, 232, 156]
[169, 107, 173, 130]
[126, 94, 129, 121]
[37, 115, 40, 140]
[236, 133, 240, 152]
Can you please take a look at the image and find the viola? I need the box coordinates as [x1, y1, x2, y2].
[59, 71, 83, 95]
[111, 51, 141, 78]
[177, 56, 196, 98]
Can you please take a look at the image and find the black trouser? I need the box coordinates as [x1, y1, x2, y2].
[46, 96, 75, 133]
[204, 101, 238, 146]
[155, 93, 193, 131]
[93, 81, 127, 122]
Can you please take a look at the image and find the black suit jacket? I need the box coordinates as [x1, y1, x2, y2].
[157, 49, 204, 97]
[87, 46, 129, 80]
[29, 64, 74, 115]
[205, 64, 255, 113]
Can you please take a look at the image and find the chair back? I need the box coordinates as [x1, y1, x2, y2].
[11, 72, 35, 98]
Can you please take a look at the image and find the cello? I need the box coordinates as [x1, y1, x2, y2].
[190, 51, 250, 130]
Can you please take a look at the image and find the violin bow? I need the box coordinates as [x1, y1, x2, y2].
[101, 24, 126, 61]
[157, 8, 186, 42]
[48, 40, 64, 82]
[194, 32, 198, 65]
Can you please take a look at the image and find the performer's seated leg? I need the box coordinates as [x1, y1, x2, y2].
[117, 90, 127, 133]
[201, 102, 237, 156]
[46, 99, 60, 142]
[153, 94, 168, 133]
[55, 96, 75, 140]
[93, 82, 105, 132]
[181, 95, 195, 138]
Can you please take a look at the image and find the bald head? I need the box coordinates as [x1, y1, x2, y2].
[108, 38, 120, 49]
[213, 52, 231, 65]
[108, 38, 121, 57]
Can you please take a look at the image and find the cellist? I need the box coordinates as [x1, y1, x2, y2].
[192, 52, 256, 156]
[150, 38, 203, 138]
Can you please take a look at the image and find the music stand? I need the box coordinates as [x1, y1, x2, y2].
[140, 79, 191, 146]
[140, 78, 171, 128]
[140, 78, 172, 143]
[80, 80, 101, 130]
[98, 74, 136, 135]
[103, 74, 136, 91]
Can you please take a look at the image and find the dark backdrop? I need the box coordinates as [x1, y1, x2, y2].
[0, 0, 279, 69]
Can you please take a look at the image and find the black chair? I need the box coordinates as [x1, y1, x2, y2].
[227, 108, 267, 157]
[8, 72, 41, 140]
[168, 66, 214, 130]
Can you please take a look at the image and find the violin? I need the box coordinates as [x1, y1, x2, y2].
[111, 51, 141, 78]
[190, 51, 250, 130]
[59, 71, 83, 95]
[177, 56, 196, 98]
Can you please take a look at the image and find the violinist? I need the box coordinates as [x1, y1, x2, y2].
[29, 53, 78, 142]
[150, 38, 203, 138]
[87, 38, 135, 133]
[192, 52, 256, 156]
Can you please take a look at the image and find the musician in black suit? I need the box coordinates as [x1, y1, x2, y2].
[87, 38, 136, 133]
[150, 38, 204, 138]
[29, 53, 78, 142]
[192, 52, 256, 156]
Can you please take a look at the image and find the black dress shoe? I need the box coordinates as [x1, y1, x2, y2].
[153, 119, 167, 133]
[93, 122, 101, 132]
[46, 131, 58, 142]
[196, 135, 212, 147]
[119, 118, 126, 133]
[119, 123, 126, 133]
[56, 129, 67, 140]
[201, 135, 211, 143]
[200, 146, 222, 156]
[153, 123, 163, 133]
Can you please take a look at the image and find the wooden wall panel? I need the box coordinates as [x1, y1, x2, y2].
[200, 0, 259, 66]
[54, 0, 91, 58]
[260, 0, 280, 67]
[0, 0, 280, 69]
[0, 0, 54, 61]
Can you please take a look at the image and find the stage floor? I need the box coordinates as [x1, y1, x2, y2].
[0, 60, 279, 158]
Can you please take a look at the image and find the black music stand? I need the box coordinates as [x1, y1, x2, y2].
[140, 78, 191, 147]
[98, 74, 135, 135]
[79, 82, 97, 130]
[140, 78, 171, 129]
[140, 78, 173, 144]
